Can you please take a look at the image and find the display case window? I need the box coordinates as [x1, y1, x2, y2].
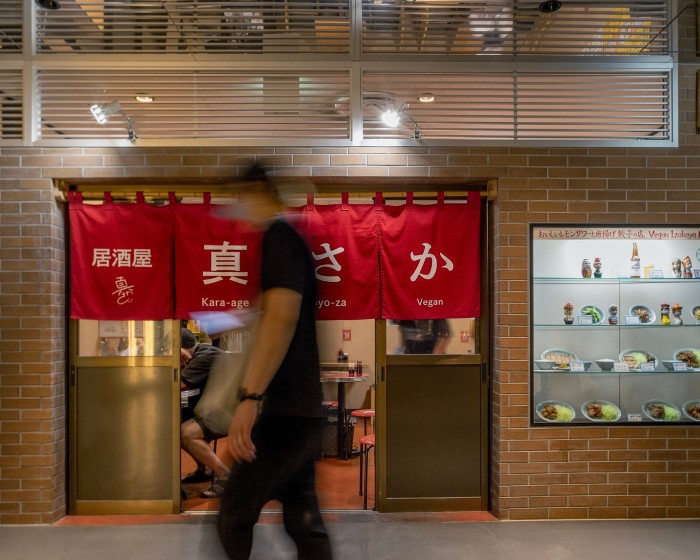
[78, 320, 174, 357]
[530, 225, 700, 426]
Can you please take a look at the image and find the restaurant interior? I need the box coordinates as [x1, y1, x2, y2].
[179, 317, 477, 513]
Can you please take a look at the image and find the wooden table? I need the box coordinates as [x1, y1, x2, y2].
[320, 371, 368, 460]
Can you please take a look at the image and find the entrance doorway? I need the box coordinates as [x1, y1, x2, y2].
[64, 179, 492, 516]
[180, 318, 376, 512]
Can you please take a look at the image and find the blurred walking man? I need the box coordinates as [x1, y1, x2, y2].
[217, 164, 333, 560]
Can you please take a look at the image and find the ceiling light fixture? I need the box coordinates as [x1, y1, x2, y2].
[538, 0, 562, 13]
[418, 93, 436, 103]
[89, 100, 138, 142]
[35, 0, 61, 9]
[135, 95, 154, 103]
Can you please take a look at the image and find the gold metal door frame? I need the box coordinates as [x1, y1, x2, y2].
[68, 319, 182, 515]
[373, 202, 491, 513]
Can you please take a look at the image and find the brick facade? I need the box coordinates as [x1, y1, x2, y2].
[1, 58, 699, 525]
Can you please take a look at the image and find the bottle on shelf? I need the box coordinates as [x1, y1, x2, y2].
[630, 243, 641, 278]
[337, 347, 344, 362]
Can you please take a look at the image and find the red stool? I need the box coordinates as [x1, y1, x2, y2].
[351, 409, 375, 435]
[358, 433, 375, 510]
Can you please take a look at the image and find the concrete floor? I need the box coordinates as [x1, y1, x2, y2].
[1, 514, 699, 560]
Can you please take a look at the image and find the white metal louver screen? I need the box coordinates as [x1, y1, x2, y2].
[515, 73, 670, 139]
[362, 70, 670, 141]
[362, 0, 669, 56]
[37, 70, 352, 141]
[35, 0, 351, 55]
[0, 70, 22, 140]
[34, 0, 671, 56]
[0, 0, 22, 52]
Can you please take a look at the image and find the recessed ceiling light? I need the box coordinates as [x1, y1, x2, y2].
[35, 0, 61, 10]
[538, 0, 562, 13]
[418, 93, 435, 103]
[135, 95, 154, 103]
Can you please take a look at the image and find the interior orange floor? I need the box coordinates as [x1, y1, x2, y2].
[181, 424, 374, 513]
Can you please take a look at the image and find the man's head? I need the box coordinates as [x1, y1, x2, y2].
[181, 328, 197, 350]
[217, 162, 286, 227]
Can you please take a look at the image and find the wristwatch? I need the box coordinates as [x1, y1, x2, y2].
[237, 387, 264, 402]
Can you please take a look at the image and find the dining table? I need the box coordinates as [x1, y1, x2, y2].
[320, 370, 368, 460]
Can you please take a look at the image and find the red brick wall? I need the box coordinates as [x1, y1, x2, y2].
[1, 59, 699, 525]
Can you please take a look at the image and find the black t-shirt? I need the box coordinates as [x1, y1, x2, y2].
[181, 343, 225, 416]
[260, 218, 324, 417]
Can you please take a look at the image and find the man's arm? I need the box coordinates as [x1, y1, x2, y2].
[227, 287, 302, 463]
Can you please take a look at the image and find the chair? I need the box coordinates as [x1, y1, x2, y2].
[350, 408, 375, 435]
[358, 433, 375, 510]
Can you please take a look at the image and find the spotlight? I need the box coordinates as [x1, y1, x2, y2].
[381, 108, 402, 128]
[363, 92, 422, 140]
[90, 100, 122, 125]
[538, 0, 562, 13]
[89, 100, 138, 142]
[35, 0, 61, 9]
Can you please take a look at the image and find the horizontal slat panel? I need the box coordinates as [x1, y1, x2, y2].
[0, 0, 22, 52]
[0, 70, 22, 139]
[33, 0, 671, 56]
[515, 73, 669, 139]
[363, 70, 669, 140]
[36, 0, 351, 54]
[36, 69, 671, 142]
[38, 70, 351, 140]
[362, 0, 669, 56]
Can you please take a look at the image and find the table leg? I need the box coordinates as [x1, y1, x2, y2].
[337, 383, 347, 460]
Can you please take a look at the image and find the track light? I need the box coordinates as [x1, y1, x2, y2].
[364, 92, 422, 140]
[381, 110, 399, 127]
[380, 96, 408, 128]
[90, 100, 121, 124]
[89, 100, 138, 142]
[538, 0, 562, 13]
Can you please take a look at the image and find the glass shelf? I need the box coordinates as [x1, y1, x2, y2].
[534, 323, 700, 328]
[534, 277, 699, 283]
[534, 370, 700, 375]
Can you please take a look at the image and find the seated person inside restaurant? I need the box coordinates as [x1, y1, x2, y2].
[180, 328, 231, 498]
[398, 319, 452, 354]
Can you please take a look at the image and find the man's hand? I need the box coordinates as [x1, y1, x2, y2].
[228, 400, 259, 463]
[180, 347, 192, 367]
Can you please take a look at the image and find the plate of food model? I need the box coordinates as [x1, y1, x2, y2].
[682, 400, 700, 422]
[536, 400, 576, 423]
[628, 304, 655, 324]
[540, 348, 579, 371]
[581, 400, 621, 422]
[673, 348, 700, 371]
[642, 399, 681, 422]
[619, 349, 657, 371]
[578, 305, 605, 324]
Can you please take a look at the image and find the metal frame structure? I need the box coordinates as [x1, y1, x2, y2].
[0, 0, 687, 147]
